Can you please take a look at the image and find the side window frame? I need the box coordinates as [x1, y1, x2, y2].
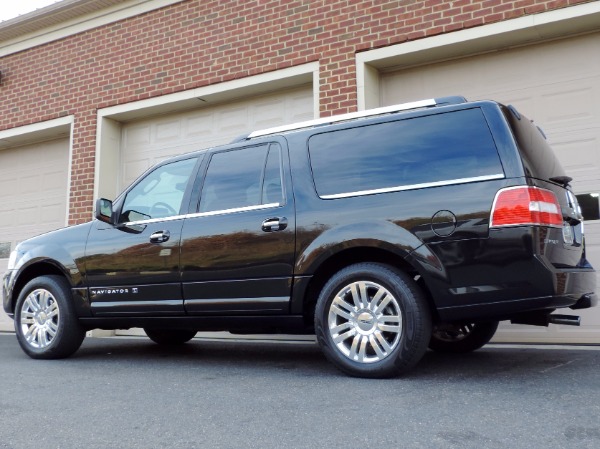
[307, 107, 505, 199]
[193, 141, 285, 215]
[261, 143, 285, 206]
[115, 155, 201, 224]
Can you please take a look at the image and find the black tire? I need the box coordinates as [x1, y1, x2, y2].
[144, 328, 197, 345]
[14, 275, 85, 359]
[314, 263, 432, 378]
[429, 321, 499, 353]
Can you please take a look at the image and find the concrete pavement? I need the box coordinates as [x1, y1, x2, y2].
[1, 333, 600, 448]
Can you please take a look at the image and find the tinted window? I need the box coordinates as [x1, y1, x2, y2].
[309, 108, 503, 198]
[120, 157, 197, 222]
[262, 144, 284, 204]
[199, 144, 282, 213]
[503, 105, 567, 182]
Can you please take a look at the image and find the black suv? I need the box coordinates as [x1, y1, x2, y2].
[2, 96, 596, 378]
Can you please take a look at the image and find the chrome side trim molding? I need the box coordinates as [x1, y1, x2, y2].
[123, 203, 281, 226]
[91, 300, 183, 309]
[123, 214, 187, 226]
[185, 297, 288, 306]
[320, 174, 505, 199]
[186, 203, 280, 219]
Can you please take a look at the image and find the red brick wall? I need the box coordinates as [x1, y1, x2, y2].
[0, 0, 591, 223]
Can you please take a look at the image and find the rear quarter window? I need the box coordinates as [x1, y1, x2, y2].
[502, 105, 567, 182]
[308, 108, 504, 198]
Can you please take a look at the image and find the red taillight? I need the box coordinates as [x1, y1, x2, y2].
[491, 186, 563, 228]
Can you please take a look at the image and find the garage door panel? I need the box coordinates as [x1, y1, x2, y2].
[17, 206, 40, 226]
[541, 86, 595, 126]
[550, 133, 599, 194]
[0, 177, 17, 195]
[218, 107, 249, 134]
[123, 124, 151, 146]
[185, 113, 214, 138]
[381, 32, 600, 343]
[535, 34, 600, 77]
[253, 101, 287, 128]
[155, 119, 181, 142]
[20, 174, 42, 193]
[42, 170, 67, 191]
[0, 139, 68, 236]
[0, 138, 69, 332]
[120, 85, 314, 189]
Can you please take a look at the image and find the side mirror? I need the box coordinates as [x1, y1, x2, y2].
[95, 198, 115, 225]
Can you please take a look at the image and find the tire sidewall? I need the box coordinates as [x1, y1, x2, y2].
[14, 276, 84, 359]
[315, 263, 430, 378]
[429, 321, 499, 353]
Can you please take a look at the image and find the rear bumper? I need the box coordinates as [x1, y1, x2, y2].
[417, 224, 596, 322]
[434, 261, 596, 322]
[438, 291, 596, 322]
[428, 262, 596, 322]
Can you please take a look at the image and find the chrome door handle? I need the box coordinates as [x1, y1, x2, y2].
[149, 230, 170, 243]
[262, 217, 288, 232]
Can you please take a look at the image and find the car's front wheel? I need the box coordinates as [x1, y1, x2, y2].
[14, 275, 85, 359]
[429, 321, 499, 353]
[314, 263, 431, 378]
[144, 328, 197, 345]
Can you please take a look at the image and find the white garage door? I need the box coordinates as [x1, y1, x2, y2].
[116, 86, 314, 336]
[0, 138, 70, 331]
[120, 86, 314, 189]
[380, 32, 600, 343]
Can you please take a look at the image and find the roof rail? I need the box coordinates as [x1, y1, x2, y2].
[247, 96, 466, 139]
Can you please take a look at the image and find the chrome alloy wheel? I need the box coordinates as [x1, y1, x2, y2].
[19, 288, 60, 349]
[327, 281, 403, 364]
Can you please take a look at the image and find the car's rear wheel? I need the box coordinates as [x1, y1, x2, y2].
[14, 275, 85, 359]
[429, 321, 499, 353]
[144, 328, 197, 345]
[314, 263, 431, 378]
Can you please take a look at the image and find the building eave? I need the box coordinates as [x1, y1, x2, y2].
[0, 0, 185, 57]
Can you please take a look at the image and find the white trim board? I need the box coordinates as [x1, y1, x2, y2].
[0, 116, 73, 150]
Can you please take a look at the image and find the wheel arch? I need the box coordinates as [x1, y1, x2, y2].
[298, 246, 439, 327]
[9, 261, 70, 314]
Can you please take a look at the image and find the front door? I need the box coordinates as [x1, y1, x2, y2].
[84, 156, 199, 316]
[180, 141, 295, 315]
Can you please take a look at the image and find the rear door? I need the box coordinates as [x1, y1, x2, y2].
[180, 140, 296, 314]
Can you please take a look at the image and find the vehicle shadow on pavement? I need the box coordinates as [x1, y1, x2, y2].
[69, 336, 599, 380]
